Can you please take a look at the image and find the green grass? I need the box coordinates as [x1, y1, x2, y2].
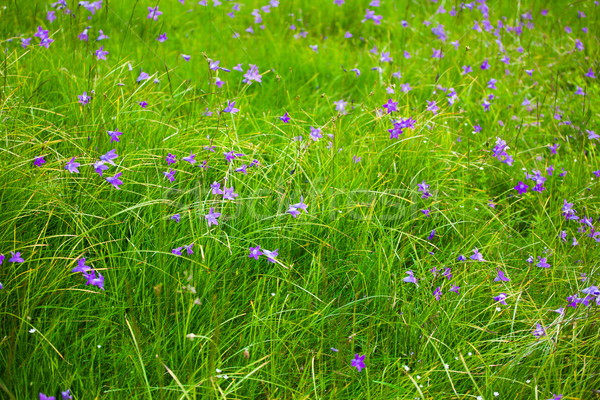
[1, 0, 599, 399]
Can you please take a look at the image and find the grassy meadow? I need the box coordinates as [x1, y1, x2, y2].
[0, 0, 599, 399]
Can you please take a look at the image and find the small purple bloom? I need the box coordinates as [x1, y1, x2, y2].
[470, 247, 485, 262]
[433, 287, 442, 301]
[147, 6, 162, 20]
[494, 268, 509, 282]
[163, 168, 176, 182]
[205, 207, 221, 227]
[106, 172, 123, 189]
[532, 323, 546, 339]
[402, 270, 418, 286]
[249, 245, 263, 260]
[108, 130, 123, 143]
[263, 248, 279, 263]
[65, 157, 80, 174]
[536, 256, 551, 268]
[34, 156, 46, 167]
[351, 354, 366, 372]
[279, 112, 290, 123]
[182, 151, 196, 164]
[493, 293, 507, 305]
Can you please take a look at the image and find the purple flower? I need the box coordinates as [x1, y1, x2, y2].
[108, 130, 123, 143]
[382, 98, 398, 114]
[494, 268, 509, 282]
[205, 207, 221, 227]
[243, 64, 262, 84]
[182, 54, 191, 62]
[172, 247, 183, 256]
[39, 393, 55, 400]
[166, 153, 176, 165]
[457, 255, 466, 261]
[137, 69, 150, 82]
[8, 251, 24, 263]
[97, 29, 109, 40]
[163, 168, 176, 182]
[235, 164, 247, 175]
[157, 33, 167, 42]
[462, 65, 472, 75]
[449, 285, 460, 294]
[78, 91, 90, 105]
[442, 267, 452, 280]
[78, 26, 90, 41]
[100, 149, 118, 166]
[171, 214, 180, 223]
[83, 269, 104, 290]
[310, 126, 323, 142]
[532, 323, 546, 339]
[433, 287, 442, 301]
[470, 248, 485, 262]
[223, 186, 238, 201]
[72, 258, 91, 273]
[249, 245, 263, 260]
[93, 161, 109, 176]
[514, 181, 528, 194]
[351, 354, 366, 372]
[21, 37, 31, 48]
[34, 26, 49, 40]
[263, 248, 279, 263]
[95, 46, 108, 60]
[223, 100, 239, 114]
[547, 395, 562, 400]
[210, 182, 223, 195]
[575, 86, 585, 96]
[139, 101, 148, 108]
[428, 229, 436, 241]
[279, 112, 290, 123]
[536, 256, 551, 268]
[402, 270, 418, 286]
[431, 48, 443, 58]
[65, 157, 80, 174]
[417, 180, 432, 199]
[182, 151, 196, 164]
[184, 243, 194, 255]
[585, 67, 595, 78]
[380, 51, 392, 63]
[47, 11, 57, 22]
[480, 59, 490, 70]
[493, 293, 507, 305]
[426, 100, 439, 115]
[106, 172, 123, 189]
[34, 156, 46, 167]
[147, 6, 162, 20]
[61, 389, 72, 400]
